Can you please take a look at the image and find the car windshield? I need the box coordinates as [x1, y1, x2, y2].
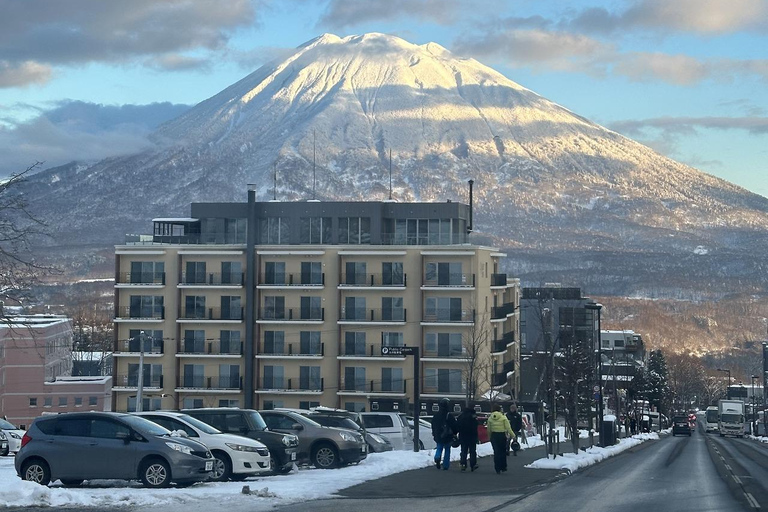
[296, 414, 321, 428]
[314, 416, 362, 431]
[0, 419, 17, 430]
[706, 410, 719, 423]
[721, 413, 743, 423]
[122, 415, 172, 436]
[247, 411, 269, 431]
[178, 414, 221, 435]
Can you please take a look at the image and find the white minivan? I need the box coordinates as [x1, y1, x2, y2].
[361, 412, 413, 450]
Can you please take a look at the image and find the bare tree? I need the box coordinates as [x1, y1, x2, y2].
[462, 312, 493, 405]
[557, 313, 595, 454]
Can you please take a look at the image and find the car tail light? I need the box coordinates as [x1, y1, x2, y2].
[20, 432, 32, 448]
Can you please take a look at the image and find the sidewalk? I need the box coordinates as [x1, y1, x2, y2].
[339, 441, 570, 499]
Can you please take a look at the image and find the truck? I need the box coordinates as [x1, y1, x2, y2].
[718, 399, 745, 437]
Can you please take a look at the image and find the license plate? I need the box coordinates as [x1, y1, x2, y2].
[362, 445, 367, 452]
[290, 452, 297, 461]
[205, 461, 213, 471]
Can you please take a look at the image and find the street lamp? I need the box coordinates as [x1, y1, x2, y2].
[716, 368, 731, 398]
[752, 375, 759, 429]
[585, 302, 604, 446]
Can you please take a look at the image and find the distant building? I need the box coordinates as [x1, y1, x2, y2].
[0, 315, 112, 427]
[112, 191, 520, 413]
[599, 330, 645, 414]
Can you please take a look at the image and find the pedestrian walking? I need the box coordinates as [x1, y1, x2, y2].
[506, 404, 523, 456]
[431, 398, 458, 470]
[456, 407, 479, 472]
[487, 403, 515, 474]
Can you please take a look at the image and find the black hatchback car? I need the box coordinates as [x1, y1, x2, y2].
[672, 415, 692, 436]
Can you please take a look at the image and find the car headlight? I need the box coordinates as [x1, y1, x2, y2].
[225, 442, 261, 452]
[0, 431, 6, 441]
[165, 442, 193, 455]
[281, 435, 297, 447]
[338, 431, 355, 442]
[9, 432, 21, 440]
[369, 433, 385, 443]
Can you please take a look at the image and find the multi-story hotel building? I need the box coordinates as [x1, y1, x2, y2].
[113, 190, 519, 413]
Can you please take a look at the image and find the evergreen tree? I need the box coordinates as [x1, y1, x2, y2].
[644, 350, 671, 415]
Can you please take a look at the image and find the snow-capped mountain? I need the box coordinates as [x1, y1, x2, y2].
[21, 33, 768, 299]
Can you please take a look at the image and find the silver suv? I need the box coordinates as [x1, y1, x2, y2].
[261, 410, 367, 469]
[15, 412, 214, 488]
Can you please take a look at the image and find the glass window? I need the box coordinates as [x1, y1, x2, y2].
[300, 296, 322, 319]
[382, 367, 403, 391]
[300, 331, 321, 354]
[219, 364, 240, 389]
[381, 332, 403, 347]
[58, 397, 68, 407]
[129, 261, 165, 284]
[344, 367, 366, 391]
[185, 261, 206, 284]
[184, 295, 206, 319]
[264, 331, 285, 354]
[220, 330, 241, 354]
[183, 364, 205, 388]
[382, 262, 404, 285]
[301, 261, 322, 285]
[56, 418, 90, 436]
[260, 217, 290, 244]
[183, 330, 205, 353]
[382, 297, 404, 321]
[264, 262, 286, 285]
[344, 296, 366, 320]
[300, 217, 332, 244]
[221, 296, 242, 320]
[345, 262, 366, 284]
[263, 296, 285, 319]
[183, 398, 204, 409]
[129, 295, 164, 319]
[128, 329, 164, 353]
[300, 366, 322, 390]
[90, 418, 130, 439]
[44, 397, 52, 407]
[263, 365, 285, 389]
[89, 396, 98, 406]
[345, 331, 366, 355]
[221, 261, 242, 285]
[339, 217, 370, 244]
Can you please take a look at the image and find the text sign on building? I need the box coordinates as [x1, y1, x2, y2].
[381, 346, 417, 356]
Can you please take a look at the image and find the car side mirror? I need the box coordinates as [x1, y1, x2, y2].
[291, 423, 304, 431]
[116, 431, 130, 444]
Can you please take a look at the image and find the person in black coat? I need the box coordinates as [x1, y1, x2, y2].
[431, 398, 458, 470]
[456, 407, 479, 471]
[506, 404, 523, 456]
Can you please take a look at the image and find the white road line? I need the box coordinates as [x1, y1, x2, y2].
[745, 492, 760, 509]
[725, 464, 732, 470]
[733, 475, 742, 484]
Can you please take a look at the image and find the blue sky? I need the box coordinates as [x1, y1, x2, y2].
[1, 0, 766, 197]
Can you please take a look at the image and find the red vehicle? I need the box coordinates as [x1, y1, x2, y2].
[476, 413, 490, 443]
[688, 413, 696, 430]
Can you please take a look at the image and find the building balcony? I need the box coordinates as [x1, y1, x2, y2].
[490, 273, 507, 288]
[337, 380, 407, 397]
[177, 339, 243, 357]
[421, 385, 465, 398]
[175, 375, 243, 392]
[114, 307, 165, 323]
[491, 372, 508, 387]
[113, 338, 165, 357]
[421, 273, 475, 289]
[491, 332, 515, 354]
[338, 344, 407, 359]
[256, 343, 325, 359]
[380, 233, 469, 245]
[255, 378, 324, 395]
[422, 349, 468, 361]
[338, 273, 406, 288]
[115, 272, 166, 287]
[179, 272, 244, 287]
[258, 273, 324, 288]
[178, 307, 243, 323]
[257, 308, 325, 323]
[338, 308, 406, 325]
[491, 302, 516, 321]
[421, 309, 474, 325]
[113, 374, 164, 390]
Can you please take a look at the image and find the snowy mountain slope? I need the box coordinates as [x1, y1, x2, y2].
[19, 32, 768, 298]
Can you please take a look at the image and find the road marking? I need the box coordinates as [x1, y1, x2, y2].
[745, 493, 760, 509]
[733, 475, 742, 484]
[725, 464, 732, 471]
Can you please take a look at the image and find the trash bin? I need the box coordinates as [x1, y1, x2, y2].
[602, 419, 617, 445]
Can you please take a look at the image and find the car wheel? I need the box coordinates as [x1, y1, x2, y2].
[312, 443, 339, 469]
[210, 451, 232, 482]
[270, 456, 291, 474]
[21, 459, 51, 486]
[140, 458, 171, 488]
[60, 479, 84, 487]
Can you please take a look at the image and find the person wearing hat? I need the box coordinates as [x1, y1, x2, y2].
[456, 407, 479, 472]
[431, 398, 458, 470]
[487, 403, 515, 474]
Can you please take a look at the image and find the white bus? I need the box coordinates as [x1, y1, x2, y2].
[704, 406, 718, 433]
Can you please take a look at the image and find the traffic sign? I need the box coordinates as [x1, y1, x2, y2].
[381, 346, 417, 356]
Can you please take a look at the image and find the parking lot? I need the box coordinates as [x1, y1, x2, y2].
[1, 443, 498, 510]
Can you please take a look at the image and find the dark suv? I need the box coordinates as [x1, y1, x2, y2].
[182, 408, 299, 473]
[672, 415, 692, 436]
[15, 412, 214, 487]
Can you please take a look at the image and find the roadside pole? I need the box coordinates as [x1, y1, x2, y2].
[381, 345, 420, 451]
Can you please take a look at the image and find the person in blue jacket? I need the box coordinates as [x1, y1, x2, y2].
[431, 398, 458, 470]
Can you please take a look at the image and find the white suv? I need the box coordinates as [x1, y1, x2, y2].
[135, 411, 270, 481]
[361, 412, 413, 450]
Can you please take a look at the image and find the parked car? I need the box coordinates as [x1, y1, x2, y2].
[260, 409, 367, 468]
[15, 411, 214, 487]
[307, 412, 393, 453]
[134, 411, 271, 481]
[0, 431, 8, 456]
[406, 416, 436, 450]
[0, 418, 25, 455]
[672, 415, 692, 436]
[360, 412, 413, 451]
[181, 408, 299, 474]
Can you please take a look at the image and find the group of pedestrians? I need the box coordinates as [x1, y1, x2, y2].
[431, 399, 522, 475]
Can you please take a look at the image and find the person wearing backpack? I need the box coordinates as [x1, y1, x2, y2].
[456, 407, 479, 472]
[431, 398, 458, 470]
[487, 403, 515, 474]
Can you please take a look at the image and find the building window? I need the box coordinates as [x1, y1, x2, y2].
[344, 331, 366, 355]
[221, 261, 243, 285]
[182, 364, 205, 388]
[344, 262, 367, 284]
[424, 368, 463, 394]
[344, 402, 366, 412]
[264, 262, 286, 285]
[381, 332, 403, 347]
[425, 332, 463, 357]
[128, 295, 164, 319]
[263, 365, 285, 389]
[300, 366, 322, 390]
[382, 367, 403, 392]
[185, 261, 207, 284]
[425, 262, 464, 286]
[219, 364, 240, 389]
[300, 401, 320, 410]
[300, 217, 332, 244]
[425, 297, 463, 322]
[221, 296, 242, 320]
[392, 218, 455, 245]
[183, 398, 204, 409]
[260, 217, 290, 244]
[262, 400, 284, 410]
[128, 329, 164, 353]
[44, 397, 52, 407]
[128, 363, 163, 387]
[59, 397, 68, 407]
[29, 398, 37, 407]
[338, 217, 370, 244]
[263, 331, 285, 354]
[344, 367, 366, 391]
[344, 296, 366, 320]
[127, 397, 161, 412]
[219, 399, 240, 407]
[129, 261, 165, 284]
[300, 296, 322, 320]
[263, 296, 285, 319]
[183, 330, 205, 353]
[301, 261, 323, 285]
[382, 262, 404, 285]
[220, 330, 241, 354]
[300, 331, 322, 355]
[183, 296, 206, 319]
[381, 297, 404, 321]
[89, 396, 98, 407]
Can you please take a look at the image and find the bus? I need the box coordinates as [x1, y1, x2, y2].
[704, 406, 718, 433]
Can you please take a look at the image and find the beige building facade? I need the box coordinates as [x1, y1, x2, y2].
[113, 194, 519, 413]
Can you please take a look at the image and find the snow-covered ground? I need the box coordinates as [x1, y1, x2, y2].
[0, 430, 658, 509]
